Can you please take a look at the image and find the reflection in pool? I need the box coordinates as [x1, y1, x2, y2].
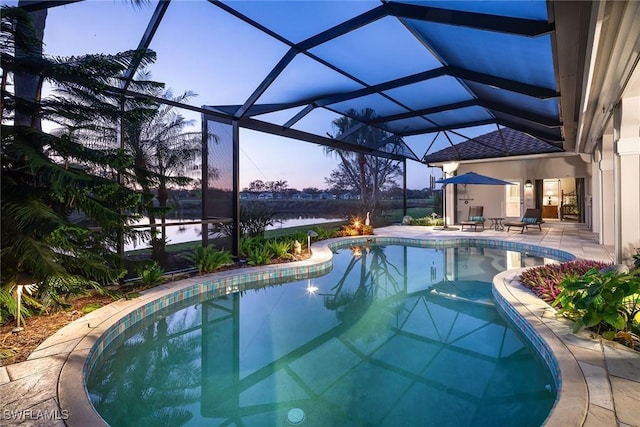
[87, 244, 558, 426]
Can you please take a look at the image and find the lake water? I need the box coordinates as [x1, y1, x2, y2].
[125, 216, 342, 251]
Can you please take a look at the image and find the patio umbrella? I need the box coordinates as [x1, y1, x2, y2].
[435, 172, 512, 230]
[436, 171, 512, 186]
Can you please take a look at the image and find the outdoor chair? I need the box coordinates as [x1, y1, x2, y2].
[460, 206, 485, 231]
[504, 208, 544, 233]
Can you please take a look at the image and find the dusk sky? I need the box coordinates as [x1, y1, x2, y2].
[4, 0, 495, 189]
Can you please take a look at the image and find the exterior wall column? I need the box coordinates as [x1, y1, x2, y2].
[598, 133, 615, 246]
[590, 150, 600, 233]
[613, 95, 640, 264]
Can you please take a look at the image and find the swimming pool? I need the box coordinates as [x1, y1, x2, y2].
[86, 240, 570, 426]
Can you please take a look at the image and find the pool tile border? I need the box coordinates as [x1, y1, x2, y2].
[40, 231, 633, 426]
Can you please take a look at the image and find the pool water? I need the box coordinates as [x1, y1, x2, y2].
[87, 244, 558, 426]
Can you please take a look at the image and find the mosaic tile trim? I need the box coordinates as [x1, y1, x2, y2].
[492, 286, 562, 391]
[327, 236, 576, 262]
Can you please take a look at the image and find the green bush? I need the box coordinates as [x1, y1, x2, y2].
[335, 216, 374, 237]
[266, 240, 293, 259]
[520, 260, 609, 305]
[191, 246, 234, 274]
[239, 236, 265, 258]
[408, 216, 444, 226]
[286, 231, 309, 251]
[553, 268, 640, 340]
[309, 226, 337, 241]
[247, 246, 273, 266]
[137, 262, 164, 287]
[0, 284, 43, 325]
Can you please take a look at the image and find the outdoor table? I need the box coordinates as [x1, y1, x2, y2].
[488, 217, 504, 230]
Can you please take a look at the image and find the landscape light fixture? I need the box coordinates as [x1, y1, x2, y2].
[306, 230, 318, 254]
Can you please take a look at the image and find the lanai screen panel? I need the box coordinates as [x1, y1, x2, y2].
[27, 0, 566, 166]
[203, 119, 234, 251]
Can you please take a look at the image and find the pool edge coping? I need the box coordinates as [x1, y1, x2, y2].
[36, 233, 623, 425]
[492, 269, 589, 427]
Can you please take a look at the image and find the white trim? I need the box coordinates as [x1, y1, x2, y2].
[427, 152, 581, 167]
[599, 159, 614, 171]
[616, 137, 640, 155]
[576, 1, 606, 153]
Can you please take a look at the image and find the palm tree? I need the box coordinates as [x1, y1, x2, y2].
[128, 88, 203, 260]
[325, 108, 403, 219]
[67, 82, 204, 263]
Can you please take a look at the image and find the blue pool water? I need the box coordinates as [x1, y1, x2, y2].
[87, 244, 558, 426]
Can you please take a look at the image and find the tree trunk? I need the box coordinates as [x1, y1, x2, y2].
[15, 2, 47, 128]
[156, 181, 168, 262]
[357, 153, 367, 216]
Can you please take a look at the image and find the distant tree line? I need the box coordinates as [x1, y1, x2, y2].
[242, 180, 434, 200]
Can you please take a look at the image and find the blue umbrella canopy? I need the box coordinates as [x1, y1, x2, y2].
[436, 171, 512, 185]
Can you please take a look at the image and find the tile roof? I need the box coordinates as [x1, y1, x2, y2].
[422, 127, 564, 164]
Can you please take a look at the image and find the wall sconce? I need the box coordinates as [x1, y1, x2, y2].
[525, 179, 533, 189]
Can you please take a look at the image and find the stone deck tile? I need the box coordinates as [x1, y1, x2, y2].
[603, 342, 640, 381]
[610, 376, 640, 426]
[0, 366, 10, 385]
[579, 361, 614, 410]
[0, 359, 63, 411]
[583, 404, 617, 427]
[5, 357, 65, 382]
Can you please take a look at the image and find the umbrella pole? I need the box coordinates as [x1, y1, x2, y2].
[444, 184, 447, 227]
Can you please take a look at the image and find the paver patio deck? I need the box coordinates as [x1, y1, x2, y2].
[1, 222, 638, 426]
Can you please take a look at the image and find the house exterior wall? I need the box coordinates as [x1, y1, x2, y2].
[590, 152, 600, 234]
[576, 1, 639, 263]
[454, 155, 591, 222]
[613, 95, 640, 264]
[599, 133, 616, 246]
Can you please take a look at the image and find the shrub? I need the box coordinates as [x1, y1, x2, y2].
[266, 240, 293, 259]
[191, 246, 234, 274]
[408, 216, 444, 226]
[310, 226, 337, 241]
[0, 284, 43, 325]
[137, 262, 164, 287]
[288, 230, 308, 245]
[336, 216, 373, 237]
[239, 236, 265, 258]
[246, 246, 273, 266]
[519, 260, 609, 304]
[553, 268, 640, 341]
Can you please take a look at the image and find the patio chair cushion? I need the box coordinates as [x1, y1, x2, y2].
[470, 216, 484, 221]
[523, 217, 538, 223]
